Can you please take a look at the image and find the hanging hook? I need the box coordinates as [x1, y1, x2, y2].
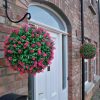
[3, 0, 31, 23]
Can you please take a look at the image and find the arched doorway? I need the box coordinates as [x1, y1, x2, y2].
[28, 3, 68, 100]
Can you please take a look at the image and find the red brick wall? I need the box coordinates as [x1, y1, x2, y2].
[0, 0, 99, 100]
[0, 0, 28, 96]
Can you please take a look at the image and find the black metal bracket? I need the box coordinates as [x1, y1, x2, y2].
[3, 0, 31, 23]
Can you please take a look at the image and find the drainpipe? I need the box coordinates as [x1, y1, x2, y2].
[98, 0, 100, 76]
[80, 0, 85, 100]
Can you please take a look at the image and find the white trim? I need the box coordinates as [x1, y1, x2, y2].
[28, 20, 68, 35]
[84, 59, 89, 83]
[28, 2, 67, 33]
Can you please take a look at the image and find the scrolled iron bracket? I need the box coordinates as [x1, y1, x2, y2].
[3, 0, 31, 23]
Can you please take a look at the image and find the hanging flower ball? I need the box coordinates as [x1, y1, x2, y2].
[80, 43, 96, 59]
[4, 24, 55, 75]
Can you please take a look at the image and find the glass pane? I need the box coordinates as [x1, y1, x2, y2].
[28, 5, 65, 31]
[84, 62, 88, 82]
[62, 35, 67, 89]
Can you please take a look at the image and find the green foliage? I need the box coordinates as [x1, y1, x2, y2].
[80, 43, 96, 59]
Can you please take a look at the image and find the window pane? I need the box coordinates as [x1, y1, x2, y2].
[84, 62, 88, 82]
[62, 35, 67, 89]
[28, 5, 65, 31]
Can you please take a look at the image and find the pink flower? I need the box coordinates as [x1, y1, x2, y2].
[26, 66, 29, 69]
[38, 61, 43, 66]
[43, 53, 47, 57]
[46, 42, 51, 46]
[31, 44, 35, 48]
[30, 50, 34, 53]
[20, 72, 24, 75]
[13, 44, 17, 48]
[18, 61, 24, 66]
[47, 60, 51, 64]
[18, 41, 22, 44]
[36, 34, 39, 37]
[38, 50, 42, 55]
[31, 34, 34, 38]
[32, 58, 35, 60]
[17, 68, 21, 71]
[43, 33, 47, 38]
[4, 36, 9, 45]
[36, 42, 41, 46]
[22, 24, 29, 32]
[34, 61, 37, 66]
[37, 28, 44, 33]
[8, 50, 13, 54]
[21, 35, 26, 40]
[18, 50, 22, 54]
[30, 66, 33, 71]
[12, 29, 19, 35]
[24, 42, 29, 49]
[8, 57, 12, 61]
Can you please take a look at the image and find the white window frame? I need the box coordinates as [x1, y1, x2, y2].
[84, 59, 89, 84]
[28, 3, 68, 34]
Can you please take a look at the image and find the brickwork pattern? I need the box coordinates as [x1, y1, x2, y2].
[0, 0, 99, 100]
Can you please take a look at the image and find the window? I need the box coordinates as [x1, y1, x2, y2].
[84, 59, 88, 83]
[62, 35, 67, 89]
[28, 5, 65, 31]
[93, 57, 96, 75]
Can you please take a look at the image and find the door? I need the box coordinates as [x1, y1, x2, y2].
[34, 32, 68, 100]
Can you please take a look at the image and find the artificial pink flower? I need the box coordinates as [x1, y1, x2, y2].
[36, 42, 41, 46]
[43, 33, 47, 38]
[36, 34, 39, 37]
[13, 44, 17, 48]
[26, 66, 29, 69]
[34, 61, 37, 67]
[18, 61, 24, 66]
[43, 53, 47, 57]
[46, 42, 51, 46]
[8, 57, 12, 61]
[31, 34, 34, 38]
[22, 24, 29, 32]
[30, 67, 33, 71]
[37, 28, 43, 33]
[12, 29, 19, 35]
[24, 42, 29, 49]
[30, 50, 34, 53]
[32, 58, 35, 60]
[7, 50, 13, 54]
[47, 60, 51, 64]
[38, 50, 42, 55]
[18, 50, 22, 54]
[18, 68, 21, 71]
[20, 72, 24, 75]
[21, 35, 26, 40]
[18, 41, 22, 44]
[31, 44, 35, 48]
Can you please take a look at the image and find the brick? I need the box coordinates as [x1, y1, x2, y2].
[0, 67, 6, 77]
[6, 68, 18, 74]
[0, 33, 7, 42]
[0, 86, 6, 95]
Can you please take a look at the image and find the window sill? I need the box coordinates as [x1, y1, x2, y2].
[94, 75, 100, 83]
[85, 82, 94, 95]
[88, 3, 96, 15]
